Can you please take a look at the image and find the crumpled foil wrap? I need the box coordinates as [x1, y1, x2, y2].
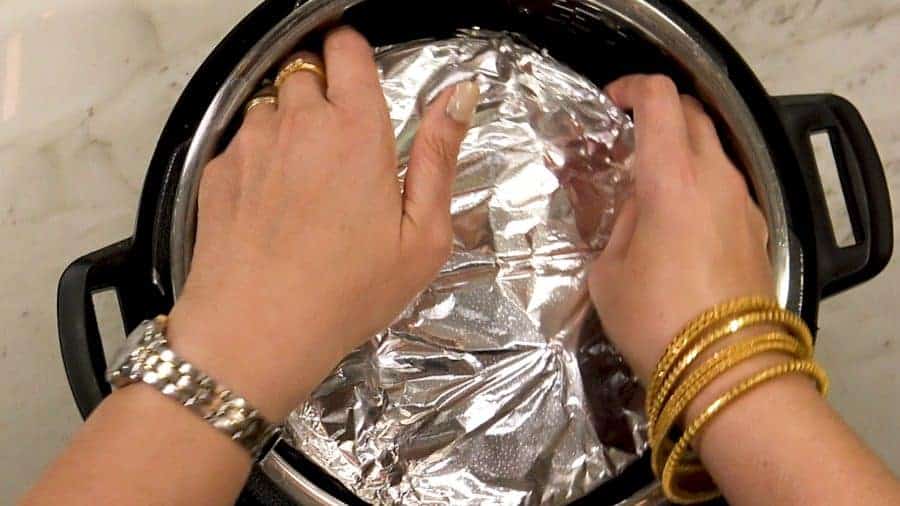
[284, 32, 646, 505]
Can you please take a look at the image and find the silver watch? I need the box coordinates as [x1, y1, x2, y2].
[106, 316, 281, 459]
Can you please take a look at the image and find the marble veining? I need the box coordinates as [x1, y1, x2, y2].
[0, 2, 261, 502]
[0, 0, 897, 502]
[692, 0, 900, 478]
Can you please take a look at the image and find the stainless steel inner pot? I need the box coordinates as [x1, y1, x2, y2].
[168, 0, 800, 504]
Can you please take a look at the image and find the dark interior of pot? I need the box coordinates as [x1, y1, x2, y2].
[222, 1, 735, 504]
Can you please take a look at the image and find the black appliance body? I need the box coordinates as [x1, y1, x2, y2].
[57, 1, 893, 504]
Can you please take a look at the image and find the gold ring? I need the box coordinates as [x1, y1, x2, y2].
[244, 95, 278, 115]
[274, 57, 326, 88]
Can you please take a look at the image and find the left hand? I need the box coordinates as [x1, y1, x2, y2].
[166, 27, 480, 420]
[587, 74, 774, 382]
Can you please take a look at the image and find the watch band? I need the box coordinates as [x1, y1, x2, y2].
[106, 316, 281, 459]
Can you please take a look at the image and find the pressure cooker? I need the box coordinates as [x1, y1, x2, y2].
[57, 0, 893, 504]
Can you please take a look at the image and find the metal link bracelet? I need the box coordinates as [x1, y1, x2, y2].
[106, 316, 281, 459]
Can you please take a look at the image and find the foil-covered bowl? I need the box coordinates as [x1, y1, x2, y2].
[284, 32, 644, 506]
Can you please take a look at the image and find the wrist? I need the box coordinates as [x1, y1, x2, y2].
[108, 380, 253, 462]
[680, 326, 820, 443]
[164, 307, 340, 421]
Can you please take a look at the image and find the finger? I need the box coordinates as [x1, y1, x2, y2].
[567, 175, 612, 248]
[746, 198, 770, 249]
[275, 51, 327, 110]
[227, 84, 279, 166]
[197, 156, 239, 226]
[605, 75, 693, 182]
[243, 84, 279, 127]
[602, 197, 638, 258]
[680, 94, 723, 155]
[401, 81, 480, 246]
[323, 27, 383, 109]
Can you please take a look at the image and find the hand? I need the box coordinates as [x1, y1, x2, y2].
[589, 75, 773, 382]
[166, 28, 480, 420]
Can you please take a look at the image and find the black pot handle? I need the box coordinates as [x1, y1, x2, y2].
[57, 239, 135, 418]
[774, 94, 893, 298]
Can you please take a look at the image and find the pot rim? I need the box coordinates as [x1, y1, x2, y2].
[170, 0, 795, 311]
[168, 0, 799, 504]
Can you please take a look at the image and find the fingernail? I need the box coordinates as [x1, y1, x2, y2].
[446, 80, 480, 124]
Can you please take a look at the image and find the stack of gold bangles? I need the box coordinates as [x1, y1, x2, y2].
[646, 296, 829, 504]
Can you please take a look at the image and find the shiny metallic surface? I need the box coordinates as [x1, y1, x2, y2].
[260, 451, 347, 506]
[171, 0, 366, 294]
[577, 0, 796, 311]
[282, 33, 641, 505]
[167, 0, 803, 503]
[105, 318, 282, 459]
[170, 0, 795, 311]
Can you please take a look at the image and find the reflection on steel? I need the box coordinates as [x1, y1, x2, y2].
[171, 0, 797, 503]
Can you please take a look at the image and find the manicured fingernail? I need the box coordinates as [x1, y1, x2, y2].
[446, 80, 480, 124]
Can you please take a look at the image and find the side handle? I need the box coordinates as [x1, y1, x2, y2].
[57, 239, 134, 418]
[774, 94, 893, 298]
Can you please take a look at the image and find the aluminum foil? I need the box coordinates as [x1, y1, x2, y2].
[284, 31, 646, 505]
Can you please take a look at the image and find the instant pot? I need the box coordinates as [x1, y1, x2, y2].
[57, 0, 893, 504]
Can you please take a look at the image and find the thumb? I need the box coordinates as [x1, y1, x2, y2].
[402, 81, 480, 241]
[589, 198, 637, 291]
[601, 197, 638, 258]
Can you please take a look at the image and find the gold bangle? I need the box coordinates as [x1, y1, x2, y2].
[648, 297, 779, 401]
[660, 359, 829, 504]
[647, 309, 813, 428]
[649, 333, 805, 470]
[649, 332, 805, 476]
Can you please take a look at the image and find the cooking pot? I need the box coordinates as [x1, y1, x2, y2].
[57, 0, 893, 504]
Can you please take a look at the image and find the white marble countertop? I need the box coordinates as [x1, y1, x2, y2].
[0, 0, 897, 502]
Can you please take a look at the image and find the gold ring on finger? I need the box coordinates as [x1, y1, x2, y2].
[244, 95, 278, 115]
[274, 57, 326, 88]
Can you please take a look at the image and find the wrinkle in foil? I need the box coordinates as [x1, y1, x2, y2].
[285, 32, 645, 505]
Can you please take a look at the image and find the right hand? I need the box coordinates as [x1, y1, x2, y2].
[589, 75, 774, 382]
[166, 28, 479, 420]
